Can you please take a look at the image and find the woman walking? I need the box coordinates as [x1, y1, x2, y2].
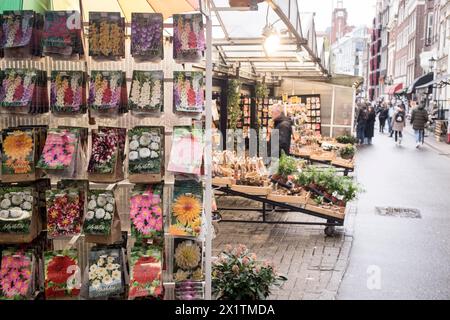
[392, 104, 406, 146]
[378, 104, 389, 133]
[356, 104, 368, 145]
[365, 105, 376, 144]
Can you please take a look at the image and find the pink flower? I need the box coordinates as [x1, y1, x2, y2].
[242, 257, 250, 266]
[232, 265, 239, 274]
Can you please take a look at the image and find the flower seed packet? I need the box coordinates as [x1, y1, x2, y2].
[88, 12, 125, 59]
[1, 129, 36, 177]
[88, 247, 124, 299]
[50, 71, 86, 114]
[173, 71, 204, 113]
[173, 238, 204, 282]
[129, 71, 163, 114]
[84, 190, 115, 236]
[130, 184, 163, 242]
[131, 13, 163, 62]
[0, 69, 37, 113]
[0, 249, 34, 300]
[128, 127, 163, 178]
[170, 180, 203, 238]
[167, 127, 204, 175]
[46, 188, 83, 239]
[175, 281, 204, 300]
[44, 250, 81, 299]
[0, 187, 34, 234]
[128, 247, 163, 300]
[89, 71, 126, 116]
[173, 14, 206, 63]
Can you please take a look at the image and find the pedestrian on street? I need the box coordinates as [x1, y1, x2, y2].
[270, 103, 293, 156]
[356, 104, 368, 145]
[378, 103, 389, 133]
[410, 98, 429, 149]
[388, 102, 395, 137]
[365, 105, 376, 144]
[392, 104, 406, 146]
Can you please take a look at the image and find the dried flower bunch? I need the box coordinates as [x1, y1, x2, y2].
[88, 12, 125, 59]
[173, 14, 206, 62]
[174, 71, 204, 113]
[173, 239, 204, 282]
[129, 71, 163, 113]
[131, 13, 163, 61]
[1, 129, 35, 176]
[51, 71, 85, 114]
[44, 250, 80, 299]
[0, 187, 34, 234]
[128, 127, 162, 175]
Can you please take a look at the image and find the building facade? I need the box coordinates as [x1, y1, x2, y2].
[368, 4, 382, 100]
[330, 0, 355, 44]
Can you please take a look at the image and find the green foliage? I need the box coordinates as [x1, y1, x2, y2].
[255, 83, 268, 100]
[227, 79, 242, 130]
[336, 135, 358, 145]
[277, 152, 298, 178]
[339, 144, 356, 159]
[212, 245, 287, 300]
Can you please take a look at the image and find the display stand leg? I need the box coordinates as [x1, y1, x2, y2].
[262, 202, 267, 222]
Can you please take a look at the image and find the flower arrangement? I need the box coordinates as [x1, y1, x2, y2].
[0, 249, 33, 300]
[131, 13, 163, 61]
[89, 71, 123, 111]
[173, 14, 206, 62]
[130, 184, 163, 241]
[1, 11, 34, 49]
[128, 247, 163, 299]
[167, 127, 204, 175]
[173, 239, 204, 282]
[212, 244, 287, 300]
[44, 250, 80, 299]
[50, 71, 85, 114]
[83, 190, 115, 236]
[0, 69, 37, 108]
[37, 129, 78, 171]
[88, 12, 125, 59]
[128, 127, 162, 175]
[170, 180, 203, 237]
[173, 71, 204, 113]
[0, 187, 34, 234]
[88, 127, 125, 175]
[88, 248, 124, 299]
[1, 129, 35, 175]
[46, 189, 83, 238]
[129, 71, 163, 113]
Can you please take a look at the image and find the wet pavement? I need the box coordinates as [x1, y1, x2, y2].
[337, 126, 450, 300]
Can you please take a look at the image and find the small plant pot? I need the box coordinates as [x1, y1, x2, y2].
[340, 154, 354, 160]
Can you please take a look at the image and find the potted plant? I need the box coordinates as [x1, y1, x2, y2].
[212, 244, 287, 300]
[339, 144, 356, 160]
[336, 135, 358, 145]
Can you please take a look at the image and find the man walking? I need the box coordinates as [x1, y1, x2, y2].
[388, 102, 395, 137]
[270, 104, 293, 156]
[410, 98, 429, 148]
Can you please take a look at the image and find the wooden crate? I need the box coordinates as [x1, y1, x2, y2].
[230, 184, 272, 196]
[267, 193, 308, 205]
[305, 204, 346, 219]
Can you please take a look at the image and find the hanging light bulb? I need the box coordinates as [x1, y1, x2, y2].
[262, 25, 280, 56]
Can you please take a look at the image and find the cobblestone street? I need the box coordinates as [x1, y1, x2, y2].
[213, 198, 357, 300]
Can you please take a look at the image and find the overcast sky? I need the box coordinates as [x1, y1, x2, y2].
[297, 0, 377, 32]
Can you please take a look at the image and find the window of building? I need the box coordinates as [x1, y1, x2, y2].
[426, 13, 434, 46]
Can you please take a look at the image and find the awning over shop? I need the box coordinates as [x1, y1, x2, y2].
[386, 83, 404, 95]
[416, 74, 450, 90]
[407, 72, 434, 94]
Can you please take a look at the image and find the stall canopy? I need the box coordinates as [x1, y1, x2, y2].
[407, 72, 434, 94]
[386, 83, 404, 95]
[416, 74, 450, 90]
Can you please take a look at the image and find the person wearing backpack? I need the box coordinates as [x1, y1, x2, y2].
[392, 104, 406, 145]
[410, 98, 429, 148]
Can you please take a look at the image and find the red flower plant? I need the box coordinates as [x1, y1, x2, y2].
[132, 256, 161, 284]
[46, 255, 76, 284]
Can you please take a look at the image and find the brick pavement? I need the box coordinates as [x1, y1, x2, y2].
[212, 197, 357, 300]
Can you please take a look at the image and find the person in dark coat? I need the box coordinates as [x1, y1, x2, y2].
[378, 103, 389, 133]
[271, 104, 293, 156]
[356, 104, 368, 145]
[365, 105, 376, 144]
[410, 98, 429, 148]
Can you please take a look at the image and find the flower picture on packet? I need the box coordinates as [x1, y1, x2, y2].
[170, 180, 203, 238]
[129, 71, 163, 114]
[173, 238, 204, 283]
[167, 127, 204, 175]
[173, 14, 206, 62]
[128, 127, 163, 176]
[173, 71, 204, 113]
[0, 249, 33, 300]
[88, 12, 125, 59]
[175, 281, 204, 300]
[46, 189, 83, 238]
[0, 69, 37, 109]
[37, 129, 78, 172]
[130, 184, 163, 241]
[0, 187, 34, 234]
[1, 129, 35, 176]
[128, 247, 163, 300]
[88, 247, 124, 299]
[50, 71, 86, 114]
[131, 13, 163, 61]
[84, 190, 115, 236]
[44, 250, 80, 299]
[1, 11, 34, 49]
[89, 71, 124, 112]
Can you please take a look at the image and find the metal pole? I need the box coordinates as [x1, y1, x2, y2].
[330, 86, 336, 137]
[351, 87, 356, 135]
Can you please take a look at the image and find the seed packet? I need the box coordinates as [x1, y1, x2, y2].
[129, 71, 163, 115]
[130, 184, 164, 242]
[173, 14, 206, 63]
[0, 249, 35, 300]
[173, 238, 204, 282]
[84, 190, 115, 236]
[167, 127, 204, 175]
[88, 247, 124, 299]
[44, 250, 81, 299]
[0, 187, 34, 234]
[128, 246, 163, 300]
[88, 12, 125, 60]
[42, 11, 84, 59]
[0, 68, 37, 114]
[128, 127, 164, 183]
[46, 188, 83, 239]
[173, 71, 204, 114]
[131, 13, 163, 62]
[170, 180, 203, 238]
[1, 129, 36, 179]
[175, 281, 204, 300]
[89, 71, 127, 117]
[50, 71, 86, 115]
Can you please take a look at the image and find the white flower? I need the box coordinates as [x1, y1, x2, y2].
[107, 197, 115, 204]
[150, 151, 159, 159]
[112, 270, 121, 281]
[96, 196, 107, 207]
[25, 195, 33, 203]
[95, 208, 106, 219]
[106, 263, 115, 270]
[9, 208, 23, 218]
[3, 194, 10, 199]
[105, 203, 114, 213]
[107, 256, 115, 264]
[88, 200, 97, 210]
[129, 151, 139, 161]
[139, 148, 151, 159]
[0, 199, 11, 209]
[89, 270, 97, 281]
[113, 264, 120, 270]
[152, 135, 161, 143]
[104, 213, 112, 220]
[91, 279, 101, 289]
[86, 211, 95, 220]
[139, 134, 151, 147]
[129, 140, 139, 151]
[97, 258, 105, 267]
[0, 210, 9, 219]
[11, 194, 23, 206]
[91, 195, 96, 201]
[132, 135, 139, 141]
[21, 202, 32, 211]
[102, 275, 113, 285]
[150, 142, 159, 150]
[90, 264, 98, 273]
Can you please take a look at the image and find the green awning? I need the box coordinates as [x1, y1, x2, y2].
[0, 0, 23, 13]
